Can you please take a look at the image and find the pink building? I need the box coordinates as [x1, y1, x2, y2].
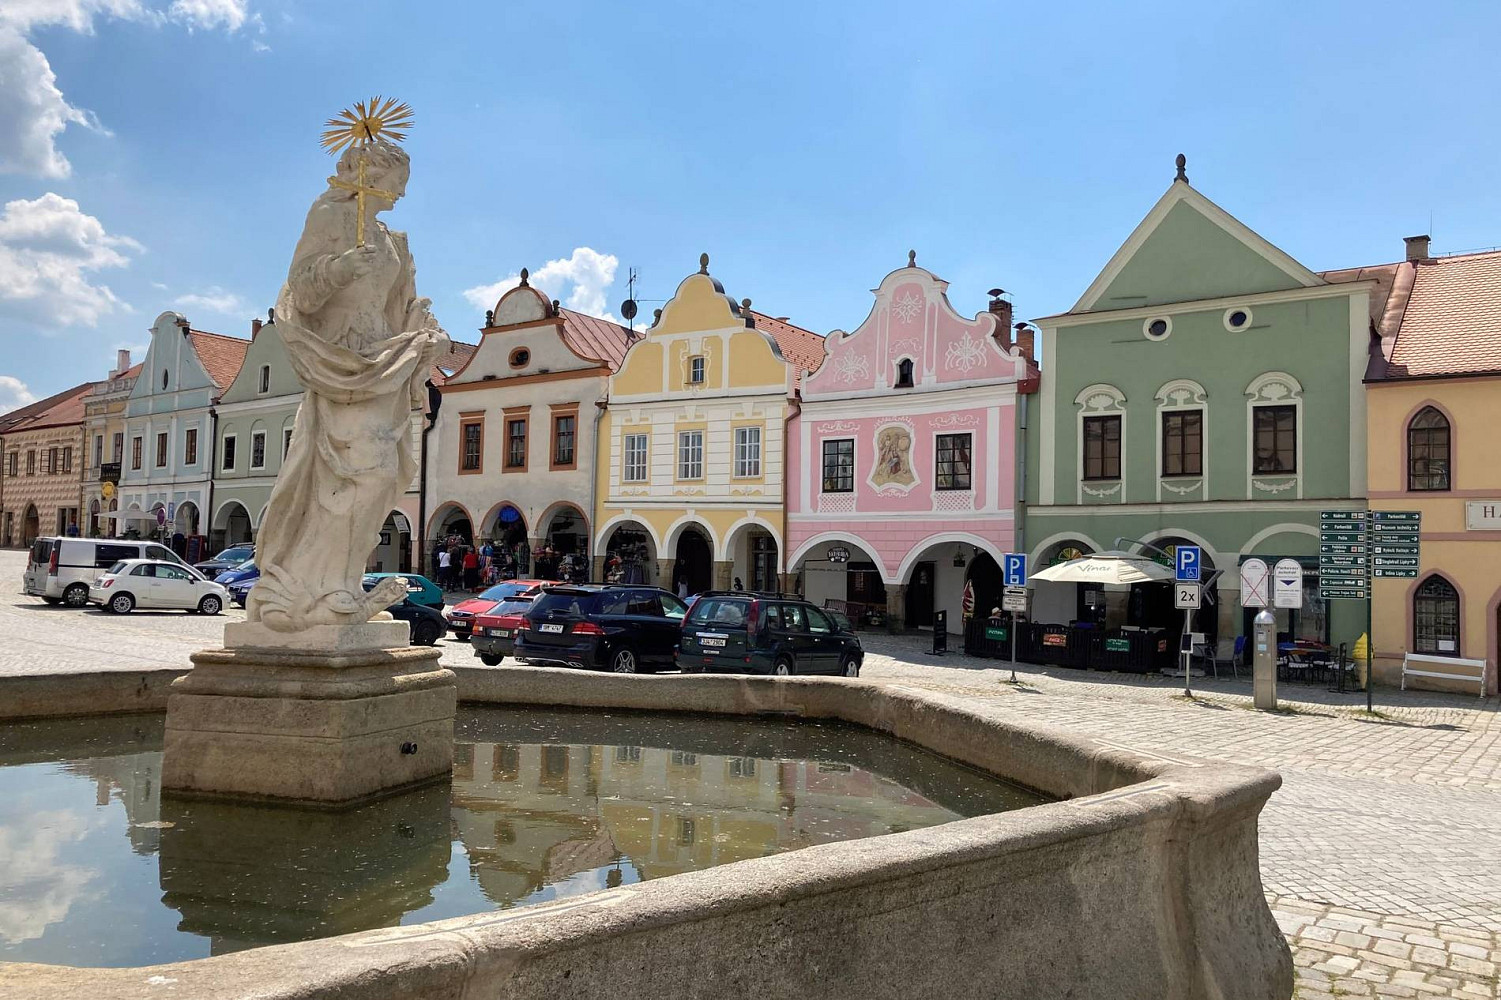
[787, 256, 1038, 632]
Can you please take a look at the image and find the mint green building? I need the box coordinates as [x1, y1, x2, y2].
[1023, 160, 1382, 654]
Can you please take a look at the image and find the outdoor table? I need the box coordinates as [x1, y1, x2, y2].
[1278, 642, 1333, 683]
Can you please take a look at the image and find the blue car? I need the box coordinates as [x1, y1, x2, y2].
[361, 573, 444, 609]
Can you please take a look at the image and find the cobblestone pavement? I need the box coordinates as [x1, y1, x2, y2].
[4, 550, 1499, 996]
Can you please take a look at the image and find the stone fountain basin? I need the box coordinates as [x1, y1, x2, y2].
[2, 666, 1292, 1000]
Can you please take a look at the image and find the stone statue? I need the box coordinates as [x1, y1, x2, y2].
[247, 139, 448, 633]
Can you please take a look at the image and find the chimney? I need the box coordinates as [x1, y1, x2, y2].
[1013, 322, 1036, 363]
[251, 317, 262, 339]
[987, 289, 1013, 349]
[114, 349, 130, 378]
[1404, 235, 1431, 261]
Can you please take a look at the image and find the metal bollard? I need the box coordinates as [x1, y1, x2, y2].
[1253, 609, 1277, 710]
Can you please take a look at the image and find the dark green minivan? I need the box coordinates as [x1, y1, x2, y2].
[677, 592, 863, 677]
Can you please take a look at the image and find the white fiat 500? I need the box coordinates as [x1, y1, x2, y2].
[89, 559, 230, 615]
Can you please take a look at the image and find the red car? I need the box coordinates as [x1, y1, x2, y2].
[444, 579, 554, 638]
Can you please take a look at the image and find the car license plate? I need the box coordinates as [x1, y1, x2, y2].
[700, 636, 726, 647]
[539, 623, 565, 634]
[485, 627, 511, 638]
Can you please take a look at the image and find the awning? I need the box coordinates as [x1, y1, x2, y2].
[1030, 550, 1178, 585]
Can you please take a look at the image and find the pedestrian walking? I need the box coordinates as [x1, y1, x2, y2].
[437, 547, 452, 590]
[462, 547, 479, 591]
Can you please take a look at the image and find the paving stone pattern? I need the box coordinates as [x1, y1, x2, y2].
[4, 551, 1499, 996]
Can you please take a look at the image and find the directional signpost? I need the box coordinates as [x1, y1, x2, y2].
[1174, 545, 1202, 695]
[1371, 511, 1421, 578]
[1001, 554, 1030, 682]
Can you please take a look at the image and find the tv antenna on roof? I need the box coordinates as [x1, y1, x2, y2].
[620, 267, 639, 333]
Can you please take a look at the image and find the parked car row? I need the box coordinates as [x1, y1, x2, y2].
[468, 584, 863, 677]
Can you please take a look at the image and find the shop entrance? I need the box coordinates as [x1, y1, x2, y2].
[905, 561, 935, 628]
[673, 527, 713, 598]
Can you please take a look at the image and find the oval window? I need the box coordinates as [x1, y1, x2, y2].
[1223, 307, 1253, 331]
[1143, 317, 1172, 341]
[508, 348, 530, 369]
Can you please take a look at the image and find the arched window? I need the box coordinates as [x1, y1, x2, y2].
[894, 358, 915, 388]
[1413, 575, 1460, 655]
[1407, 407, 1450, 491]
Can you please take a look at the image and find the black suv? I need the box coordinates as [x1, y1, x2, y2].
[677, 592, 863, 677]
[512, 584, 688, 673]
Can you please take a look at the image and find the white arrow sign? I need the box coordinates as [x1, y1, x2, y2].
[1273, 558, 1304, 609]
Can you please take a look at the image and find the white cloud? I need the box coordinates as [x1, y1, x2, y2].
[174, 286, 243, 314]
[0, 376, 37, 415]
[463, 247, 620, 320]
[0, 1, 255, 179]
[0, 192, 142, 327]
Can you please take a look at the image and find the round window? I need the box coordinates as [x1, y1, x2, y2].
[1223, 307, 1253, 331]
[1143, 317, 1172, 341]
[508, 347, 530, 369]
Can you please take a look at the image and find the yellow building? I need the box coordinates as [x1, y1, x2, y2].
[593, 255, 822, 593]
[1366, 243, 1501, 694]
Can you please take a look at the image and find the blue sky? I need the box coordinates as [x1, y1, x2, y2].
[3, 1, 1499, 408]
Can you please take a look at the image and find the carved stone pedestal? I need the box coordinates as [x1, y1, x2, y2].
[161, 644, 456, 807]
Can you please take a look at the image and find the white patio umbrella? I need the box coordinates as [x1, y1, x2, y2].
[1029, 549, 1177, 585]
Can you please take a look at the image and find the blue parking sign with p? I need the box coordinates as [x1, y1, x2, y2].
[1175, 545, 1201, 582]
[1003, 553, 1027, 587]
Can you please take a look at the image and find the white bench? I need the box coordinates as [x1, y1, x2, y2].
[1401, 652, 1488, 698]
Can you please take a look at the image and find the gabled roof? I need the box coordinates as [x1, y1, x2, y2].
[1368, 250, 1501, 380]
[559, 308, 634, 370]
[750, 311, 824, 386]
[184, 329, 250, 391]
[0, 381, 95, 433]
[1070, 177, 1324, 315]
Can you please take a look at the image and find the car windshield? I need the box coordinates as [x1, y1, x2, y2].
[477, 582, 533, 602]
[686, 597, 751, 627]
[529, 592, 595, 618]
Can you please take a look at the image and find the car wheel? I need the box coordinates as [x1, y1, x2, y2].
[774, 658, 793, 677]
[478, 653, 503, 667]
[413, 621, 441, 646]
[63, 584, 89, 608]
[841, 656, 860, 678]
[109, 593, 135, 614]
[610, 647, 638, 674]
[198, 595, 222, 616]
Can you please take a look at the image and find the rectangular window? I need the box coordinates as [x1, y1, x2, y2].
[1161, 410, 1203, 477]
[154, 432, 167, 468]
[48, 447, 57, 474]
[27, 450, 35, 475]
[112, 432, 123, 463]
[221, 435, 236, 472]
[733, 426, 761, 478]
[821, 438, 854, 492]
[258, 365, 270, 394]
[688, 356, 706, 384]
[505, 418, 527, 469]
[935, 433, 972, 491]
[623, 432, 648, 482]
[6, 452, 15, 477]
[1253, 405, 1297, 474]
[283, 427, 293, 458]
[460, 418, 483, 472]
[131, 437, 142, 471]
[677, 430, 704, 480]
[552, 413, 576, 468]
[61, 446, 71, 474]
[1083, 415, 1121, 481]
[184, 427, 198, 466]
[94, 435, 103, 467]
[250, 430, 266, 469]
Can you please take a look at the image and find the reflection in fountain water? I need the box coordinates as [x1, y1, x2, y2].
[0, 708, 1042, 967]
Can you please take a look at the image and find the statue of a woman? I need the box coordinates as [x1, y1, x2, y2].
[248, 140, 448, 632]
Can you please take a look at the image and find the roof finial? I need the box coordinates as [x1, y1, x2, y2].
[1174, 153, 1188, 183]
[519, 267, 530, 288]
[551, 298, 560, 316]
[741, 298, 755, 328]
[908, 249, 917, 268]
[699, 252, 709, 274]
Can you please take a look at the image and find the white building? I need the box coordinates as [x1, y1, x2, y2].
[118, 311, 248, 555]
[425, 274, 632, 579]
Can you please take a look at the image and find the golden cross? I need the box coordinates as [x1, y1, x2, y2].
[327, 156, 399, 246]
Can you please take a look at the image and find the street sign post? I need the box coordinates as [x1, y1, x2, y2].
[1002, 553, 1028, 588]
[1175, 583, 1200, 609]
[1174, 545, 1201, 583]
[1273, 558, 1303, 609]
[1239, 558, 1269, 608]
[999, 576, 1028, 683]
[1172, 546, 1203, 697]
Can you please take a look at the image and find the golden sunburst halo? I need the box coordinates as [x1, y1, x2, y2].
[320, 96, 415, 154]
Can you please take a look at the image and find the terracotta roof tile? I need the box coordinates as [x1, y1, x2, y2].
[560, 308, 635, 371]
[185, 329, 250, 391]
[1376, 250, 1501, 378]
[750, 310, 824, 387]
[0, 381, 95, 432]
[430, 339, 476, 385]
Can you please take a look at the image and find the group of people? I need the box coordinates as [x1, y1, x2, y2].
[431, 533, 588, 591]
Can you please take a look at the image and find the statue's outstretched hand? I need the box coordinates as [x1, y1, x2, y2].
[332, 245, 379, 286]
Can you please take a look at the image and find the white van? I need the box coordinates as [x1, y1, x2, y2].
[22, 537, 200, 607]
